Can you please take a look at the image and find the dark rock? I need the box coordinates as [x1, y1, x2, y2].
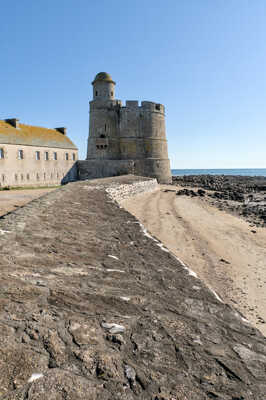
[197, 189, 206, 196]
[176, 189, 198, 197]
[219, 258, 231, 264]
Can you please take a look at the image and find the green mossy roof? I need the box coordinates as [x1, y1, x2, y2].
[92, 72, 115, 85]
[0, 120, 77, 149]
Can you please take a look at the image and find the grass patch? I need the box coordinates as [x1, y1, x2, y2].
[0, 185, 61, 191]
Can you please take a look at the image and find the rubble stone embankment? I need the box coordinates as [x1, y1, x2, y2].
[0, 175, 265, 399]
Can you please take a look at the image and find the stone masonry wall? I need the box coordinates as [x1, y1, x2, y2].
[105, 177, 158, 202]
[78, 160, 135, 181]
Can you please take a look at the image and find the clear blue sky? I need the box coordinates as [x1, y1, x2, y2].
[0, 0, 265, 168]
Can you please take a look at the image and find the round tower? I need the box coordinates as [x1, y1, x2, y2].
[92, 72, 116, 100]
[87, 72, 121, 160]
[132, 101, 172, 184]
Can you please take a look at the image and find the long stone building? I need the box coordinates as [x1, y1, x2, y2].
[0, 118, 78, 187]
[78, 72, 172, 183]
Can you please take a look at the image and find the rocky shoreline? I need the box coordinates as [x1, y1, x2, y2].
[172, 175, 266, 227]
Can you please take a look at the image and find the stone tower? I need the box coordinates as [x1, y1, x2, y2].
[81, 72, 172, 183]
[87, 72, 122, 161]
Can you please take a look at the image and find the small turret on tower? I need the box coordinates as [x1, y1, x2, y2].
[92, 72, 116, 100]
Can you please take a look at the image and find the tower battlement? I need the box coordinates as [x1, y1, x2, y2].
[140, 101, 165, 114]
[84, 72, 171, 183]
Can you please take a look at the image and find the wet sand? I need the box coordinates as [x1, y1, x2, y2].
[122, 185, 266, 335]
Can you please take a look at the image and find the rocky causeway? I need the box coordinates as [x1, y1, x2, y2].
[0, 175, 265, 399]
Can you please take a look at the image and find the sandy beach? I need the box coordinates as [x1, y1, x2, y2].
[122, 185, 266, 336]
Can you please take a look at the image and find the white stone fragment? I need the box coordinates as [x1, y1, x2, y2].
[108, 255, 119, 260]
[172, 254, 198, 278]
[234, 311, 250, 324]
[193, 337, 203, 345]
[28, 373, 44, 383]
[209, 288, 223, 303]
[185, 267, 198, 278]
[124, 365, 136, 381]
[101, 322, 125, 334]
[192, 285, 201, 291]
[106, 269, 125, 273]
[156, 243, 169, 252]
[83, 185, 102, 191]
[120, 296, 130, 301]
[0, 229, 10, 235]
[138, 222, 158, 242]
[173, 255, 187, 267]
[241, 316, 250, 324]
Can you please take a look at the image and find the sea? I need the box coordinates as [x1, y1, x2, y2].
[171, 168, 266, 177]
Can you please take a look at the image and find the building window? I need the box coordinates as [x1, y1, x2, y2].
[18, 150, 24, 159]
[95, 91, 98, 96]
[2, 174, 5, 182]
[0, 148, 4, 159]
[53, 152, 57, 160]
[155, 104, 161, 111]
[35, 151, 40, 160]
[15, 174, 18, 181]
[44, 151, 49, 160]
[72, 153, 76, 161]
[26, 173, 30, 180]
[111, 91, 113, 96]
[21, 174, 23, 181]
[36, 173, 39, 181]
[43, 172, 46, 180]
[65, 153, 69, 161]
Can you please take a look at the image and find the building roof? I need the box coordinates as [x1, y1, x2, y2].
[0, 120, 77, 149]
[92, 72, 115, 85]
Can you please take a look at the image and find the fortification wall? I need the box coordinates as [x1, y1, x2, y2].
[134, 158, 172, 184]
[78, 159, 134, 181]
[119, 101, 140, 139]
[78, 159, 171, 184]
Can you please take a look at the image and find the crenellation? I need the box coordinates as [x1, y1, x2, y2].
[140, 101, 165, 113]
[125, 100, 139, 108]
